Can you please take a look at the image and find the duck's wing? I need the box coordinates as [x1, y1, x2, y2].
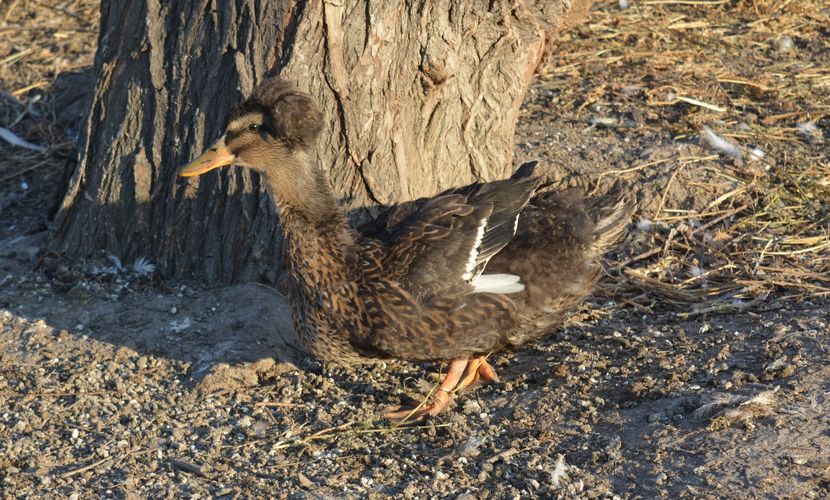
[367, 171, 541, 297]
[360, 160, 542, 237]
[348, 278, 518, 361]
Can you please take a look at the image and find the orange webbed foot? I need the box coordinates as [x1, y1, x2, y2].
[383, 388, 453, 421]
[455, 356, 500, 392]
[384, 356, 501, 422]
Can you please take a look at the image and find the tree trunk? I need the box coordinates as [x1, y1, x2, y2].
[53, 0, 590, 284]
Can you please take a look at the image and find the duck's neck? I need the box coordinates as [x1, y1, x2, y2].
[260, 153, 353, 291]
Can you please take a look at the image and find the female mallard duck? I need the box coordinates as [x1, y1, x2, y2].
[180, 77, 636, 419]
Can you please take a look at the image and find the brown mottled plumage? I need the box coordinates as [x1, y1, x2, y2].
[180, 77, 636, 419]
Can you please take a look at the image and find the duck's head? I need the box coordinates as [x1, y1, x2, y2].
[179, 78, 324, 179]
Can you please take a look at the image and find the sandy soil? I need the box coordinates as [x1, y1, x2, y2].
[2, 0, 829, 498]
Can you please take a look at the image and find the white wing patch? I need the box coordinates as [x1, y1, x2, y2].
[471, 273, 525, 294]
[461, 217, 488, 281]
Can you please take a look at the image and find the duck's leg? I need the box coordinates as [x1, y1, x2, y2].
[455, 355, 500, 392]
[384, 358, 468, 420]
[385, 356, 502, 421]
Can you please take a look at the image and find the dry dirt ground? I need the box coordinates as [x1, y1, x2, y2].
[1, 1, 829, 498]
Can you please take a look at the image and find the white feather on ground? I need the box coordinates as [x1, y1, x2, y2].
[749, 147, 766, 161]
[550, 454, 567, 487]
[702, 126, 742, 161]
[796, 121, 823, 144]
[133, 257, 156, 275]
[107, 254, 124, 271]
[0, 127, 46, 153]
[796, 121, 818, 135]
[635, 218, 653, 232]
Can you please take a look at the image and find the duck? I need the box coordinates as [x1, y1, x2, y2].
[179, 77, 636, 419]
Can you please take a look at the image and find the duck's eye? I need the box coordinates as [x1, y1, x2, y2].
[249, 124, 260, 132]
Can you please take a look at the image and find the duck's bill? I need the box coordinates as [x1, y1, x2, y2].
[179, 137, 235, 177]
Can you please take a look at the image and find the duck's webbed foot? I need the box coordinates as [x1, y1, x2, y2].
[456, 355, 500, 391]
[384, 356, 500, 422]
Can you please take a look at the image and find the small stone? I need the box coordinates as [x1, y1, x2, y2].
[298, 472, 314, 488]
[777, 36, 793, 52]
[66, 285, 89, 300]
[252, 358, 275, 372]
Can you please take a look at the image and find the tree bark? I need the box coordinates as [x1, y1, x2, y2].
[53, 0, 590, 284]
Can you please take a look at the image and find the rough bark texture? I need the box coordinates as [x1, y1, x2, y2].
[54, 0, 590, 284]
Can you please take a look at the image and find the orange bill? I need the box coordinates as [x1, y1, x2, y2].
[179, 137, 235, 177]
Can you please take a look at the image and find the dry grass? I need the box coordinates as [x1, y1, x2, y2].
[0, 0, 98, 194]
[540, 0, 829, 310]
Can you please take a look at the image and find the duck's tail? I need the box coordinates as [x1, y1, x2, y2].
[509, 160, 637, 257]
[585, 182, 637, 257]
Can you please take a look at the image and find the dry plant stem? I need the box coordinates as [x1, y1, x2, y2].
[0, 158, 51, 184]
[253, 401, 306, 409]
[653, 157, 717, 219]
[61, 456, 114, 478]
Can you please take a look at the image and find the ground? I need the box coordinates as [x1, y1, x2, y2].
[1, 0, 829, 498]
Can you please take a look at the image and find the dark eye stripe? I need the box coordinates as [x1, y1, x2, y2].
[225, 103, 274, 139]
[225, 121, 272, 145]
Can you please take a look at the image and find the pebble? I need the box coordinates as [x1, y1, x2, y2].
[778, 36, 794, 52]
